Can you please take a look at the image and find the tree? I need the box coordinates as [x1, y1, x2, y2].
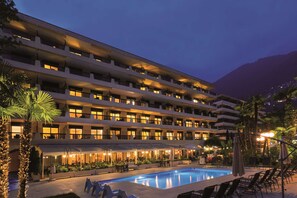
[0, 0, 19, 54]
[17, 90, 60, 198]
[0, 63, 27, 198]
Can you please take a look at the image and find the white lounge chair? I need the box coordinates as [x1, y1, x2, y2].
[84, 178, 94, 193]
[102, 185, 120, 198]
[92, 182, 104, 197]
[118, 190, 138, 198]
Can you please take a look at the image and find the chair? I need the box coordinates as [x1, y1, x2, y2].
[84, 178, 94, 193]
[118, 190, 138, 198]
[238, 172, 262, 198]
[92, 182, 104, 197]
[177, 191, 195, 198]
[225, 178, 241, 198]
[255, 169, 270, 193]
[263, 167, 278, 191]
[192, 186, 215, 198]
[102, 185, 120, 198]
[211, 182, 230, 198]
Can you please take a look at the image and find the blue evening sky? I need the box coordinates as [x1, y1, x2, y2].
[14, 1, 297, 82]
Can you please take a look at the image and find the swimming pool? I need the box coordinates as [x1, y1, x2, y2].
[102, 168, 232, 189]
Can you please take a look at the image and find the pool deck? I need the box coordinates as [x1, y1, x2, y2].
[8, 165, 297, 198]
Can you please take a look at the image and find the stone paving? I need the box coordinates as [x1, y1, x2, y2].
[8, 165, 297, 198]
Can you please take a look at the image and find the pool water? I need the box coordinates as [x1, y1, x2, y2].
[102, 168, 232, 189]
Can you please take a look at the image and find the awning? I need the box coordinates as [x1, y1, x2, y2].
[37, 142, 182, 156]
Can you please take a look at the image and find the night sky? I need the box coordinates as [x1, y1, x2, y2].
[14, 1, 297, 82]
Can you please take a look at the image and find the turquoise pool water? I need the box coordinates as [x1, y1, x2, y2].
[102, 168, 232, 189]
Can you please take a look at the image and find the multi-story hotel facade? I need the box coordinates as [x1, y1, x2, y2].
[1, 14, 218, 175]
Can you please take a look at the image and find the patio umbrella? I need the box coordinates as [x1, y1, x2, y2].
[232, 135, 245, 176]
[279, 138, 291, 164]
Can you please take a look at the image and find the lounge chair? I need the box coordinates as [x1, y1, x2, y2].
[84, 178, 95, 193]
[211, 182, 229, 198]
[225, 178, 241, 198]
[192, 185, 215, 198]
[118, 190, 138, 198]
[92, 182, 104, 197]
[102, 185, 120, 198]
[238, 172, 262, 198]
[255, 169, 270, 193]
[177, 191, 195, 198]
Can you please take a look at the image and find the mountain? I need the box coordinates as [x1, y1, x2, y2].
[214, 51, 297, 100]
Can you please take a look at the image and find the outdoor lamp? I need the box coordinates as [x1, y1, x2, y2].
[260, 131, 274, 138]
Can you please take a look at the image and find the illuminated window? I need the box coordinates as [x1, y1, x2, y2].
[140, 86, 146, 91]
[127, 129, 136, 139]
[110, 128, 121, 139]
[91, 127, 103, 140]
[166, 132, 173, 140]
[177, 132, 183, 140]
[186, 120, 193, 127]
[69, 126, 83, 139]
[195, 132, 201, 140]
[193, 98, 198, 103]
[126, 97, 136, 105]
[175, 94, 181, 99]
[141, 115, 150, 124]
[93, 92, 103, 100]
[91, 108, 103, 120]
[11, 124, 23, 139]
[175, 119, 183, 126]
[127, 113, 136, 123]
[44, 63, 58, 71]
[154, 117, 162, 125]
[153, 89, 160, 94]
[69, 87, 82, 97]
[142, 130, 150, 140]
[155, 131, 162, 140]
[110, 111, 120, 121]
[43, 125, 59, 139]
[69, 107, 82, 118]
[202, 133, 209, 140]
[194, 121, 199, 128]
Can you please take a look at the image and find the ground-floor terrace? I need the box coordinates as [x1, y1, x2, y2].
[8, 165, 297, 198]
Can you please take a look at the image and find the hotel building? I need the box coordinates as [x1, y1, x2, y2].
[213, 95, 241, 139]
[1, 14, 218, 175]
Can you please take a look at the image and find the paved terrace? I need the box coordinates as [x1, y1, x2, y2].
[8, 165, 297, 198]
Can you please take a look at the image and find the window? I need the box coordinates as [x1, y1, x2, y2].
[127, 113, 136, 123]
[110, 128, 121, 139]
[177, 132, 183, 140]
[69, 87, 82, 97]
[69, 126, 83, 139]
[43, 125, 59, 139]
[185, 120, 193, 127]
[194, 121, 199, 128]
[140, 86, 147, 91]
[154, 117, 162, 125]
[127, 129, 136, 139]
[195, 132, 201, 140]
[44, 63, 58, 71]
[93, 91, 103, 100]
[166, 131, 173, 140]
[175, 119, 183, 126]
[141, 115, 150, 124]
[202, 133, 209, 140]
[111, 95, 120, 103]
[153, 89, 160, 94]
[175, 94, 181, 99]
[155, 130, 162, 140]
[91, 108, 103, 120]
[126, 97, 136, 105]
[110, 111, 120, 121]
[193, 98, 198, 103]
[69, 106, 82, 118]
[142, 130, 150, 140]
[91, 127, 103, 140]
[11, 123, 23, 139]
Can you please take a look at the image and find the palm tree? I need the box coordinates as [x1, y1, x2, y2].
[0, 61, 27, 198]
[17, 90, 60, 198]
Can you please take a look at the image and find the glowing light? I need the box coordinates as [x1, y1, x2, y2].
[261, 132, 274, 138]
